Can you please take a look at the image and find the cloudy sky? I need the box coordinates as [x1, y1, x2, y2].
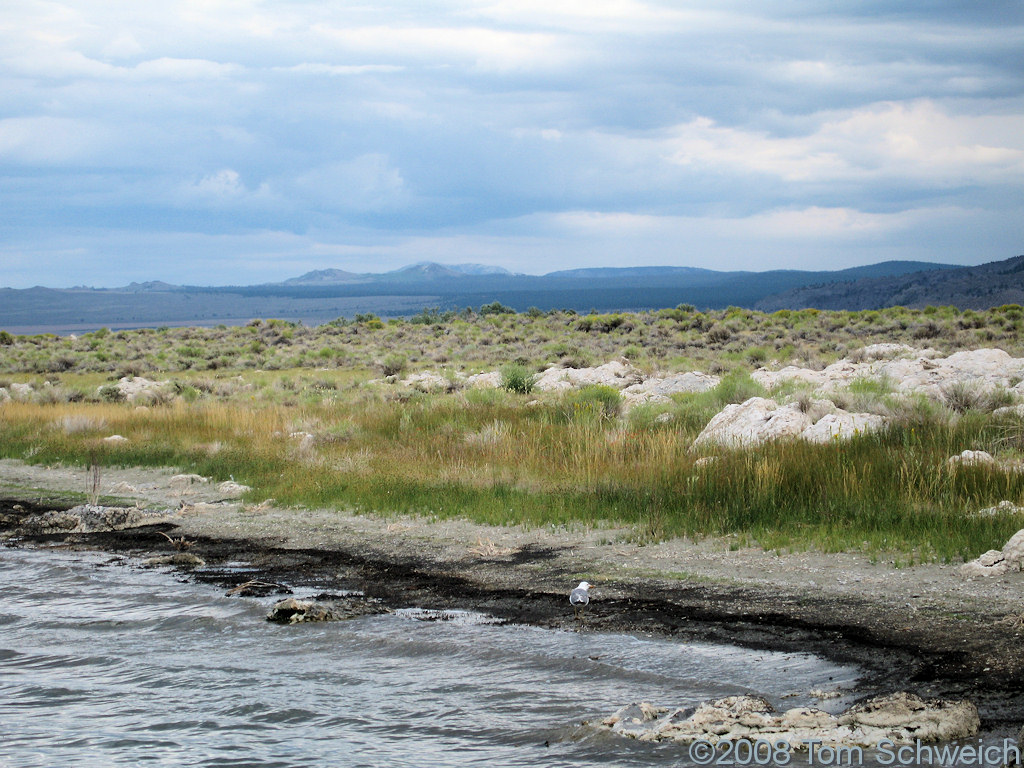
[2, 1, 1023, 287]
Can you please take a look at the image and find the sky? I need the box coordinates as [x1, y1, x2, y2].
[2, 1, 1023, 288]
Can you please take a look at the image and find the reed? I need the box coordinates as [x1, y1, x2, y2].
[2, 388, 1022, 562]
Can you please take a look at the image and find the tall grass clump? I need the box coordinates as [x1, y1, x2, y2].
[1, 374, 1023, 563]
[561, 385, 622, 421]
[500, 363, 535, 394]
[671, 370, 767, 436]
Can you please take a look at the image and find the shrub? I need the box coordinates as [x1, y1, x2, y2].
[565, 384, 622, 420]
[480, 301, 515, 316]
[98, 384, 125, 403]
[500, 363, 535, 394]
[942, 382, 1015, 414]
[378, 354, 408, 378]
[707, 325, 731, 343]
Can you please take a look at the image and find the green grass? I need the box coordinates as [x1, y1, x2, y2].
[2, 394, 1023, 562]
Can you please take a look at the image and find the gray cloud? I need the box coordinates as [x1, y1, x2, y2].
[1, 0, 1022, 287]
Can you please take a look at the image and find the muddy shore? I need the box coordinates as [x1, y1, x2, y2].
[2, 459, 1024, 728]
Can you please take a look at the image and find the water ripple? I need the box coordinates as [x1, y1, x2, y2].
[0, 547, 862, 768]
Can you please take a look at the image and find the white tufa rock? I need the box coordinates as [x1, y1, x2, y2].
[693, 398, 813, 449]
[754, 347, 1024, 400]
[799, 412, 889, 444]
[464, 370, 504, 389]
[102, 434, 129, 443]
[961, 529, 1024, 578]
[622, 371, 720, 407]
[993, 403, 1024, 418]
[217, 480, 251, 498]
[595, 693, 979, 749]
[169, 473, 210, 488]
[400, 371, 459, 393]
[111, 376, 172, 403]
[533, 360, 643, 392]
[946, 450, 996, 468]
[859, 343, 918, 361]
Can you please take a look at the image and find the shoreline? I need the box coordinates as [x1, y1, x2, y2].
[2, 459, 1024, 727]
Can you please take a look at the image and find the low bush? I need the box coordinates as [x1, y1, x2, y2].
[500, 363, 535, 394]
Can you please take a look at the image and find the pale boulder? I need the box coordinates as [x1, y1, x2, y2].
[859, 343, 918, 361]
[533, 361, 642, 392]
[217, 480, 250, 498]
[693, 398, 812, 449]
[169, 473, 209, 488]
[112, 376, 171, 403]
[993, 404, 1024, 418]
[960, 529, 1024, 577]
[400, 371, 456, 393]
[946, 450, 996, 468]
[596, 692, 979, 749]
[800, 411, 889, 444]
[464, 371, 503, 389]
[622, 371, 719, 406]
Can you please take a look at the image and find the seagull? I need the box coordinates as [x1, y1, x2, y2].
[569, 581, 593, 629]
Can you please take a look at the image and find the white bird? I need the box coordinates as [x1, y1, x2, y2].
[569, 581, 593, 628]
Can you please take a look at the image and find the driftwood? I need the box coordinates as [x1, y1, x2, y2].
[157, 530, 195, 551]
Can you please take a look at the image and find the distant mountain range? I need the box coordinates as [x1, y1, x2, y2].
[755, 255, 1024, 311]
[5, 256, 1022, 335]
[280, 262, 515, 285]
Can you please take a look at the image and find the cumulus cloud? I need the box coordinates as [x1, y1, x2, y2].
[664, 100, 1024, 184]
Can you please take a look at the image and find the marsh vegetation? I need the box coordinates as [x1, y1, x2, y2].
[3, 304, 1024, 563]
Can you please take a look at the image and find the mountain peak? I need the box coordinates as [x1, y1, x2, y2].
[282, 269, 363, 285]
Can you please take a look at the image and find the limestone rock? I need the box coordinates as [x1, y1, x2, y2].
[169, 473, 209, 488]
[145, 553, 205, 567]
[860, 343, 918, 361]
[464, 371, 503, 389]
[400, 371, 459, 393]
[622, 371, 720, 406]
[799, 411, 889, 443]
[595, 692, 979, 749]
[107, 481, 139, 494]
[217, 481, 250, 498]
[534, 361, 643, 392]
[16, 504, 172, 534]
[973, 500, 1022, 517]
[266, 595, 390, 624]
[754, 347, 1024, 401]
[112, 376, 172, 403]
[960, 529, 1024, 577]
[946, 450, 996, 468]
[102, 434, 129, 444]
[693, 398, 812, 449]
[837, 692, 980, 743]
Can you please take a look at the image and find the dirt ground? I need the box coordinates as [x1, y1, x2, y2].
[3, 458, 1024, 726]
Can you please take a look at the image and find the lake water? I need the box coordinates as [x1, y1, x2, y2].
[0, 546, 864, 767]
